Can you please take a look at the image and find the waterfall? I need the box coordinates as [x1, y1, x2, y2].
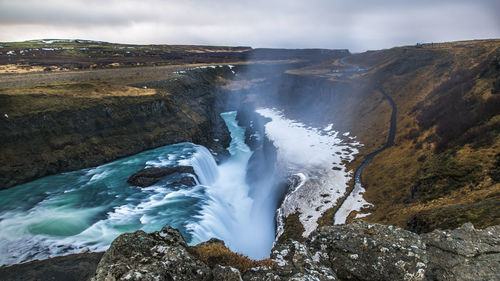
[187, 146, 219, 185]
[186, 111, 275, 260]
[0, 142, 219, 266]
[0, 111, 278, 265]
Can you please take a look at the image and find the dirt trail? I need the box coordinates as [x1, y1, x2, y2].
[333, 86, 397, 222]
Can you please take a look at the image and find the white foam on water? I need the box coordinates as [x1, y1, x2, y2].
[182, 146, 219, 185]
[0, 204, 105, 266]
[0, 142, 211, 266]
[187, 111, 274, 260]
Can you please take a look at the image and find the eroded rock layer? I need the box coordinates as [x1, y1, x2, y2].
[0, 68, 232, 189]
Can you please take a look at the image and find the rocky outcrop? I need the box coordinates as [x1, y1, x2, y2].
[421, 223, 500, 280]
[308, 222, 428, 281]
[127, 166, 196, 187]
[91, 221, 499, 281]
[92, 226, 211, 281]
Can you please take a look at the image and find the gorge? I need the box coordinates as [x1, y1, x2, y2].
[0, 39, 499, 280]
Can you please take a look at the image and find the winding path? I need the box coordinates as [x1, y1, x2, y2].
[354, 88, 397, 184]
[333, 86, 397, 223]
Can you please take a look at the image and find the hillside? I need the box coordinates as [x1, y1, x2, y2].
[224, 39, 500, 239]
[283, 39, 500, 233]
[347, 40, 500, 232]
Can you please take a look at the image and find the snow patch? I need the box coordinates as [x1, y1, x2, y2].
[257, 108, 360, 238]
[334, 181, 373, 225]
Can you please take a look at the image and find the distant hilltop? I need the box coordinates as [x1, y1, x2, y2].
[25, 39, 111, 44]
[0, 39, 350, 71]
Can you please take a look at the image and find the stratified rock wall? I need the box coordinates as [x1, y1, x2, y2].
[0, 68, 231, 189]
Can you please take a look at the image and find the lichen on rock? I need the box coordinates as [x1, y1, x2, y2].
[91, 221, 499, 281]
[91, 226, 211, 281]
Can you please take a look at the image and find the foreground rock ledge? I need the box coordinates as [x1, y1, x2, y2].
[92, 221, 499, 281]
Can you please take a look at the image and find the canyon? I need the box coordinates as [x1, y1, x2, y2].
[0, 39, 499, 280]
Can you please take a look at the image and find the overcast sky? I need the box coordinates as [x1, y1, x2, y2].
[0, 0, 498, 52]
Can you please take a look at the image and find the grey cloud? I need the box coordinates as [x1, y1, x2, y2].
[0, 0, 498, 52]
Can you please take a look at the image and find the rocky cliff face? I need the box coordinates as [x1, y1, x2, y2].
[91, 221, 499, 281]
[0, 67, 232, 189]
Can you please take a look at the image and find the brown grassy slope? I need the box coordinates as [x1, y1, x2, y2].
[346, 40, 500, 231]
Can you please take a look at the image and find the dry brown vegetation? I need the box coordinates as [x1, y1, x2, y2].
[276, 212, 307, 243]
[348, 40, 500, 230]
[188, 241, 276, 273]
[0, 82, 159, 117]
[288, 40, 500, 233]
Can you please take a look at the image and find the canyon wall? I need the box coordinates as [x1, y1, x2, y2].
[0, 68, 233, 189]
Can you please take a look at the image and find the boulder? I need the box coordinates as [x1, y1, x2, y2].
[264, 240, 338, 281]
[308, 221, 428, 281]
[127, 166, 196, 187]
[91, 226, 211, 281]
[422, 223, 500, 281]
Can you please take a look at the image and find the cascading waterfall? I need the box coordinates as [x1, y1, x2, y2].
[0, 110, 274, 266]
[187, 111, 275, 260]
[181, 146, 219, 185]
[0, 143, 214, 266]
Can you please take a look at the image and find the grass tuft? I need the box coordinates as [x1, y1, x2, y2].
[187, 242, 276, 273]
